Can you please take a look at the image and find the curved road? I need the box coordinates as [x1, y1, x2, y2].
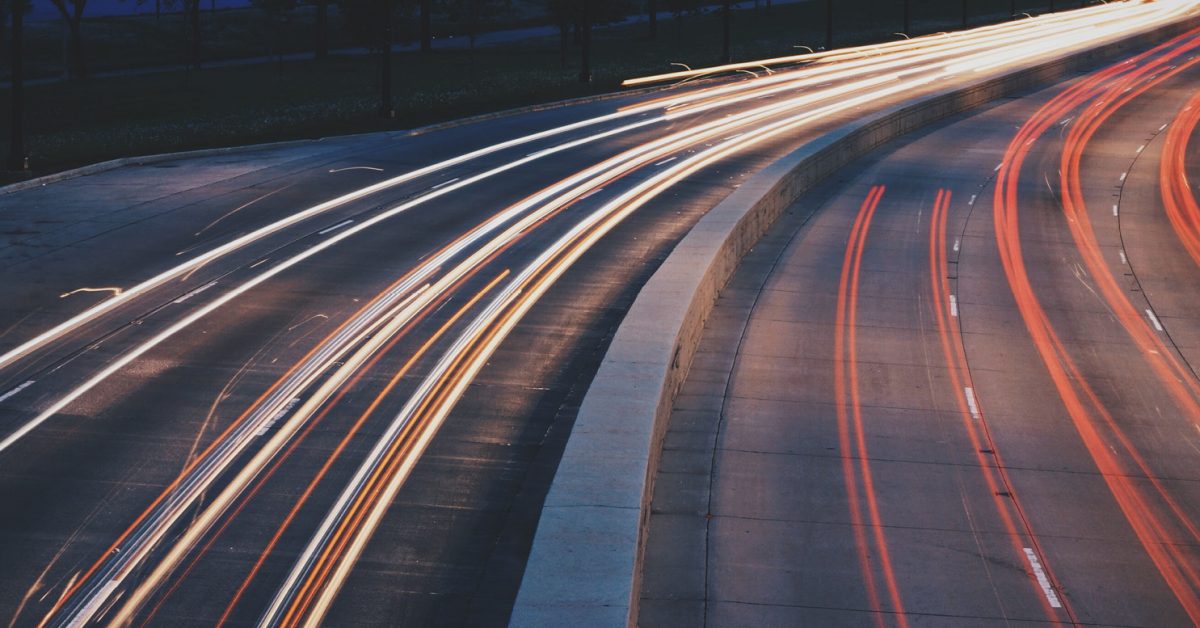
[640, 20, 1200, 627]
[0, 2, 1195, 626]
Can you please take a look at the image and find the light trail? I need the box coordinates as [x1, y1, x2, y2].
[928, 189, 1070, 622]
[259, 74, 949, 628]
[833, 185, 895, 626]
[1159, 92, 1200, 268]
[994, 28, 1200, 621]
[0, 0, 1179, 386]
[19, 2, 1200, 625]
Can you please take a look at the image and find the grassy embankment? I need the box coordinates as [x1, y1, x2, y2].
[0, 0, 1044, 178]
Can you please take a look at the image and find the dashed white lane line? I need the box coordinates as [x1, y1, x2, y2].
[654, 156, 678, 167]
[1137, 144, 1146, 154]
[1119, 250, 1128, 265]
[1113, 204, 1119, 217]
[969, 194, 977, 206]
[1024, 548, 1063, 608]
[1146, 309, 1164, 331]
[953, 238, 961, 253]
[173, 281, 218, 305]
[318, 220, 354, 235]
[1160, 123, 1170, 132]
[949, 294, 959, 318]
[1120, 172, 1128, 182]
[964, 387, 980, 419]
[430, 177, 460, 190]
[0, 380, 35, 404]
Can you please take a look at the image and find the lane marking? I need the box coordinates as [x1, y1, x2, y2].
[577, 187, 605, 202]
[1146, 309, 1164, 331]
[249, 258, 270, 269]
[1024, 548, 1063, 608]
[328, 166, 383, 173]
[60, 287, 123, 299]
[172, 281, 218, 305]
[949, 294, 959, 317]
[1160, 123, 1170, 132]
[994, 163, 1004, 172]
[953, 238, 960, 253]
[969, 194, 977, 206]
[1120, 172, 1128, 182]
[0, 380, 34, 404]
[1113, 204, 1119, 217]
[317, 220, 354, 236]
[1137, 144, 1146, 154]
[430, 178, 460, 190]
[964, 387, 980, 420]
[253, 397, 302, 437]
[1119, 250, 1128, 265]
[654, 156, 678, 167]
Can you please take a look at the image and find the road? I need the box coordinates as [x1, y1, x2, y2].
[0, 2, 1195, 626]
[640, 15, 1200, 627]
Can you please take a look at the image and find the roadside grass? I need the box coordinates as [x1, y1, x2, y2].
[1, 0, 1057, 178]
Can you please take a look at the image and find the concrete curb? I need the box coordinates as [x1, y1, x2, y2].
[0, 83, 669, 197]
[509, 13, 1200, 628]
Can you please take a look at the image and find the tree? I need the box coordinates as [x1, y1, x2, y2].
[49, 0, 87, 78]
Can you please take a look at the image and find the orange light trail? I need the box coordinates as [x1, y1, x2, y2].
[833, 185, 907, 626]
[994, 28, 1200, 622]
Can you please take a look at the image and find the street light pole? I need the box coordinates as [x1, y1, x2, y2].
[8, 1, 25, 171]
[380, 0, 394, 118]
[722, 0, 731, 64]
[825, 0, 832, 50]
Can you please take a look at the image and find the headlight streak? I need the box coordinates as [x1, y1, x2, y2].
[260, 76, 935, 628]
[0, 0, 1172, 459]
[49, 64, 905, 628]
[0, 0, 1169, 385]
[17, 2, 1200, 625]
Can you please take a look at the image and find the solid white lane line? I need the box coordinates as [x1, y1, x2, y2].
[1024, 548, 1063, 608]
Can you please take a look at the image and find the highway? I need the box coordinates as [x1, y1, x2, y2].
[640, 15, 1200, 626]
[1, 2, 1198, 626]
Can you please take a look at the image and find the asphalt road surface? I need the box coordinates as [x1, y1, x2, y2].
[640, 18, 1200, 627]
[0, 3, 1195, 626]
